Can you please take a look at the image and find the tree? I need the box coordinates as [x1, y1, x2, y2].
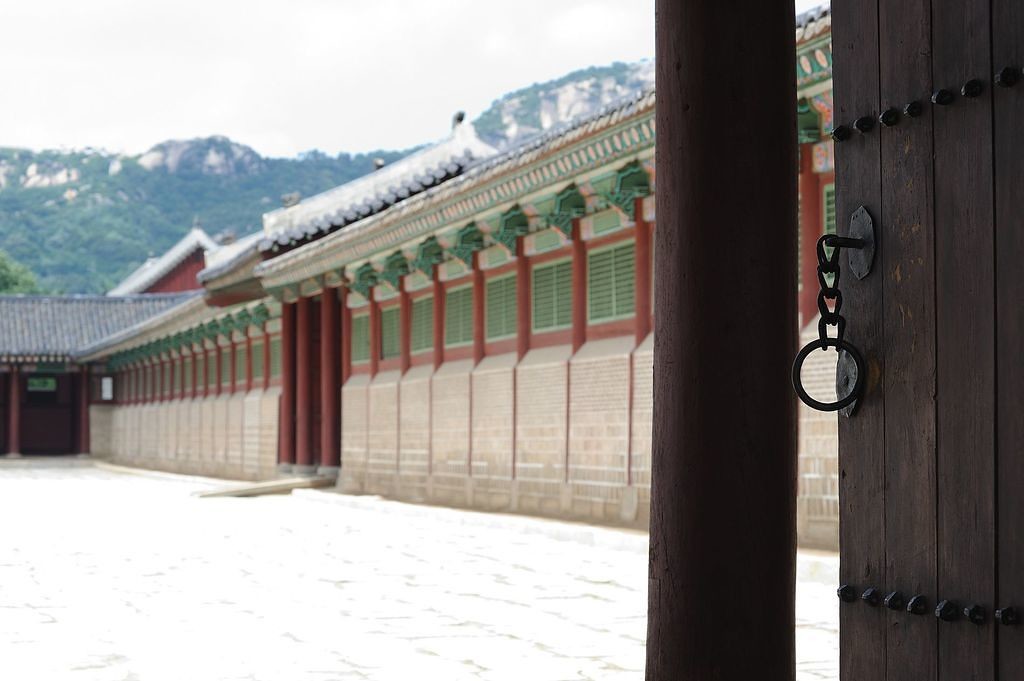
[0, 249, 40, 293]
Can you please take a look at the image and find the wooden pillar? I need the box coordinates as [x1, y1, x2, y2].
[7, 365, 20, 455]
[155, 359, 163, 402]
[320, 289, 341, 473]
[228, 338, 237, 394]
[261, 327, 271, 391]
[368, 296, 380, 377]
[634, 203, 653, 344]
[77, 365, 90, 454]
[648, 2, 796, 680]
[798, 145, 823, 328]
[340, 296, 352, 384]
[570, 220, 586, 352]
[399, 285, 412, 373]
[294, 296, 314, 473]
[211, 342, 222, 395]
[245, 334, 254, 393]
[191, 350, 200, 400]
[472, 253, 485, 364]
[516, 241, 530, 359]
[432, 271, 445, 369]
[278, 302, 297, 470]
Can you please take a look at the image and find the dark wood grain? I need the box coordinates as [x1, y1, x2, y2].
[992, 0, 1024, 674]
[648, 1, 796, 678]
[832, 1, 886, 679]
[932, 0, 996, 678]
[878, 0, 938, 678]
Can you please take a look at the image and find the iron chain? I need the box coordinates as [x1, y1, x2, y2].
[815, 234, 847, 352]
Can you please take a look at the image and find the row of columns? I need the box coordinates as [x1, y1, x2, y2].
[278, 292, 341, 476]
[118, 330, 272, 405]
[275, 212, 655, 476]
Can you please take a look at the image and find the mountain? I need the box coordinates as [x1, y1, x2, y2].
[0, 140, 411, 293]
[0, 59, 654, 293]
[473, 60, 655, 149]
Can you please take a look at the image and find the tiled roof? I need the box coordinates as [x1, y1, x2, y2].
[257, 120, 497, 252]
[253, 87, 657, 286]
[196, 230, 263, 285]
[108, 228, 219, 295]
[0, 293, 198, 360]
[796, 3, 830, 43]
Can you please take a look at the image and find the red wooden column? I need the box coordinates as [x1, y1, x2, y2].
[432, 271, 445, 369]
[472, 254, 485, 364]
[245, 333, 254, 393]
[516, 241, 530, 359]
[399, 284, 412, 373]
[648, 1, 796, 680]
[6, 365, 20, 455]
[278, 302, 297, 470]
[368, 296, 380, 377]
[190, 349, 200, 400]
[570, 220, 586, 352]
[319, 289, 341, 474]
[797, 145, 823, 327]
[228, 337, 237, 395]
[340, 297, 352, 384]
[261, 327, 271, 391]
[77, 365, 90, 454]
[294, 296, 315, 474]
[634, 201, 653, 344]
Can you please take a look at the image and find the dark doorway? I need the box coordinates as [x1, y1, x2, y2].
[19, 373, 76, 455]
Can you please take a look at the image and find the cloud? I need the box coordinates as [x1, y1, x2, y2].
[0, 0, 654, 157]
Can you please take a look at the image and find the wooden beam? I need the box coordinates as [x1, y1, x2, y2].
[648, 1, 796, 679]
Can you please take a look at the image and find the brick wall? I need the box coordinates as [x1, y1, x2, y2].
[630, 333, 653, 512]
[470, 353, 516, 509]
[366, 371, 400, 495]
[796, 318, 840, 549]
[568, 337, 633, 522]
[430, 360, 472, 505]
[340, 375, 370, 493]
[397, 366, 432, 500]
[514, 345, 570, 516]
[91, 389, 280, 481]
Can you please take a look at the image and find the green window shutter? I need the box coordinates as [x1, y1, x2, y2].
[195, 355, 205, 389]
[163, 363, 172, 395]
[183, 357, 193, 391]
[554, 260, 572, 327]
[588, 242, 635, 323]
[269, 338, 282, 378]
[221, 348, 231, 384]
[351, 314, 370, 363]
[173, 360, 182, 393]
[445, 287, 473, 347]
[411, 296, 434, 354]
[533, 265, 556, 330]
[533, 260, 573, 332]
[235, 345, 247, 385]
[613, 242, 636, 317]
[823, 183, 837, 236]
[380, 307, 400, 359]
[208, 352, 218, 388]
[588, 249, 615, 321]
[486, 275, 517, 340]
[251, 341, 264, 381]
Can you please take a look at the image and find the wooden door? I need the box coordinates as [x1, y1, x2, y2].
[832, 0, 1023, 678]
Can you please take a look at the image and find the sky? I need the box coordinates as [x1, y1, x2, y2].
[0, 0, 824, 158]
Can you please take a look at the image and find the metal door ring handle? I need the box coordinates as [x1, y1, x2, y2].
[792, 338, 865, 412]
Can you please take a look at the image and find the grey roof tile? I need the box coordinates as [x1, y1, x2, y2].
[0, 293, 197, 359]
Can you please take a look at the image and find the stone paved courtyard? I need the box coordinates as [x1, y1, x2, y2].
[0, 460, 838, 680]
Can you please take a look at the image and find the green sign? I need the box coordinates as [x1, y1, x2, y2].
[27, 377, 57, 392]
